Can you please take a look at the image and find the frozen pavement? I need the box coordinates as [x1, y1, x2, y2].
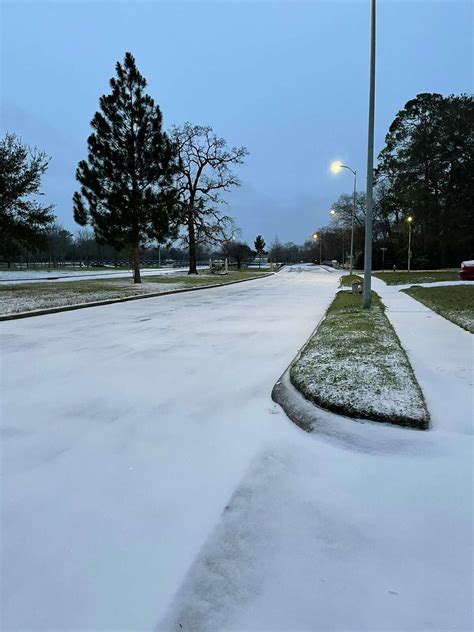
[1, 266, 472, 631]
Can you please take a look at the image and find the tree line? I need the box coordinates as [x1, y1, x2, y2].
[321, 93, 473, 269]
[1, 82, 472, 276]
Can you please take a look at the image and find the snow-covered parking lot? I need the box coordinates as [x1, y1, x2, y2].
[1, 266, 472, 630]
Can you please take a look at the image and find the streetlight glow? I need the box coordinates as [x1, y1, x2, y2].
[328, 160, 357, 275]
[312, 232, 318, 240]
[407, 216, 413, 223]
[330, 160, 343, 174]
[330, 209, 336, 216]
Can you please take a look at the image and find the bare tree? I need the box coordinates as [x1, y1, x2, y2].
[171, 123, 248, 274]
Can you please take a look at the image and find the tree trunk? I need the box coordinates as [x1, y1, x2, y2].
[131, 246, 141, 283]
[188, 209, 198, 274]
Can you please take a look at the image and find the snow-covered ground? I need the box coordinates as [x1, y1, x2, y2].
[0, 280, 189, 315]
[0, 266, 205, 284]
[384, 279, 472, 290]
[1, 267, 472, 631]
[372, 277, 473, 435]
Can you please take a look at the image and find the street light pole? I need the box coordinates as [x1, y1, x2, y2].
[312, 232, 321, 264]
[350, 170, 356, 276]
[407, 216, 413, 271]
[330, 162, 357, 275]
[363, 0, 376, 309]
[330, 208, 347, 268]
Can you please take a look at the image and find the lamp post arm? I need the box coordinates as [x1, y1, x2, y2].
[341, 164, 356, 177]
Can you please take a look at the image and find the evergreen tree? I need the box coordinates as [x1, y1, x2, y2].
[375, 93, 474, 267]
[73, 52, 180, 283]
[254, 235, 265, 268]
[0, 133, 55, 263]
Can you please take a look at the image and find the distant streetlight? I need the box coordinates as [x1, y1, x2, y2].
[407, 216, 413, 271]
[312, 232, 322, 264]
[329, 208, 346, 267]
[330, 161, 357, 275]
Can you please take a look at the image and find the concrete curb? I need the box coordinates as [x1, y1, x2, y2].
[271, 366, 428, 454]
[271, 300, 427, 440]
[0, 273, 273, 322]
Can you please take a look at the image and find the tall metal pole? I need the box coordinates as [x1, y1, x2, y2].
[349, 171, 356, 276]
[408, 222, 412, 271]
[363, 0, 376, 309]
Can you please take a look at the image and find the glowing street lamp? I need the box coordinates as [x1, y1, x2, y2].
[330, 160, 343, 174]
[330, 160, 357, 275]
[407, 216, 413, 271]
[312, 232, 322, 264]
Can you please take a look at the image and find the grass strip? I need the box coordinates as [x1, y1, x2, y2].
[402, 285, 474, 334]
[374, 269, 458, 286]
[290, 291, 429, 429]
[0, 270, 270, 316]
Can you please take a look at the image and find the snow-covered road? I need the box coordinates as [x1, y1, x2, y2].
[1, 266, 472, 631]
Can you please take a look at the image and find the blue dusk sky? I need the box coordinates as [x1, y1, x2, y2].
[1, 0, 472, 245]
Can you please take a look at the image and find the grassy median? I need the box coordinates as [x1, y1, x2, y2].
[290, 291, 429, 429]
[374, 269, 458, 285]
[339, 274, 363, 287]
[0, 270, 271, 316]
[402, 285, 474, 333]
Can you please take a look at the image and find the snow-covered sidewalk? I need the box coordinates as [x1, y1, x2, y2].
[371, 276, 473, 435]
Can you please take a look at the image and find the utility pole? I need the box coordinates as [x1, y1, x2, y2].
[363, 0, 376, 309]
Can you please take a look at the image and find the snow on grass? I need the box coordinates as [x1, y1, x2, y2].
[402, 284, 474, 333]
[374, 269, 458, 285]
[0, 271, 270, 316]
[290, 291, 429, 428]
[0, 280, 186, 315]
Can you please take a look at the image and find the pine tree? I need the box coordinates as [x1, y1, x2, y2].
[73, 52, 180, 283]
[0, 133, 55, 263]
[254, 235, 265, 268]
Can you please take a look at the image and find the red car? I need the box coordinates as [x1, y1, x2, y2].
[459, 260, 474, 280]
